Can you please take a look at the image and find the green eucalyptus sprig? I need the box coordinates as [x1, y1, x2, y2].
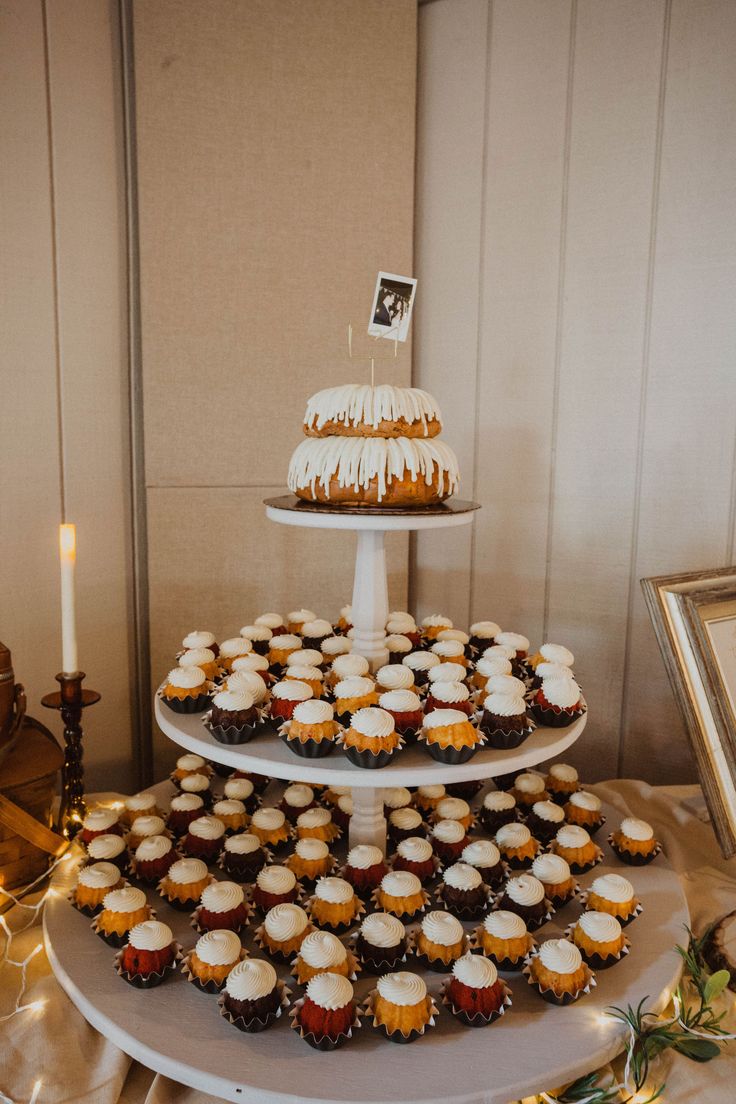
[534, 925, 733, 1104]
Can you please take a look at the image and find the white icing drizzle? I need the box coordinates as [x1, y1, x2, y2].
[200, 881, 244, 913]
[421, 909, 464, 946]
[452, 952, 498, 989]
[360, 912, 405, 948]
[537, 938, 583, 975]
[289, 436, 459, 502]
[264, 902, 309, 941]
[303, 384, 443, 433]
[483, 910, 527, 939]
[128, 920, 172, 951]
[532, 853, 571, 885]
[376, 971, 427, 1006]
[305, 972, 353, 1010]
[195, 929, 242, 966]
[225, 957, 277, 1001]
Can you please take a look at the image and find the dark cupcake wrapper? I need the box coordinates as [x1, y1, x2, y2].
[289, 999, 361, 1050]
[529, 701, 586, 728]
[81, 850, 130, 877]
[607, 835, 662, 865]
[182, 964, 229, 994]
[342, 744, 399, 769]
[114, 944, 182, 988]
[305, 897, 366, 935]
[559, 849, 604, 875]
[421, 737, 484, 765]
[504, 848, 542, 871]
[546, 786, 579, 806]
[160, 691, 212, 715]
[479, 808, 519, 834]
[576, 890, 643, 927]
[544, 881, 581, 908]
[370, 886, 430, 923]
[493, 891, 555, 932]
[388, 851, 440, 884]
[440, 978, 512, 1027]
[522, 959, 596, 1004]
[478, 720, 535, 750]
[217, 980, 290, 1033]
[203, 712, 260, 745]
[435, 883, 493, 922]
[211, 760, 233, 778]
[467, 929, 536, 970]
[349, 932, 409, 974]
[279, 724, 337, 759]
[394, 725, 419, 746]
[562, 925, 631, 970]
[251, 882, 306, 918]
[362, 992, 438, 1043]
[411, 940, 469, 974]
[190, 904, 250, 936]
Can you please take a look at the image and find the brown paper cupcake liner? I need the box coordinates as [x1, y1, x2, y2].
[477, 719, 535, 750]
[563, 923, 632, 970]
[202, 711, 260, 745]
[522, 958, 596, 1004]
[435, 882, 493, 921]
[190, 903, 250, 936]
[288, 999, 361, 1050]
[305, 895, 366, 934]
[279, 723, 338, 759]
[180, 950, 247, 994]
[370, 886, 430, 923]
[440, 977, 512, 1027]
[410, 930, 469, 974]
[529, 701, 586, 729]
[362, 990, 438, 1043]
[114, 943, 183, 989]
[160, 690, 213, 715]
[576, 889, 643, 927]
[607, 836, 662, 866]
[92, 908, 156, 948]
[217, 979, 290, 1033]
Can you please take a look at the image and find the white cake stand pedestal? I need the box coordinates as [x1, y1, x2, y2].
[264, 495, 480, 670]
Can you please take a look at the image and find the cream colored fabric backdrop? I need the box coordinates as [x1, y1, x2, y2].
[132, 0, 417, 778]
[413, 0, 736, 785]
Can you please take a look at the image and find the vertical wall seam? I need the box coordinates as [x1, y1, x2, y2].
[616, 0, 672, 778]
[725, 419, 736, 565]
[41, 0, 66, 521]
[119, 0, 153, 788]
[467, 0, 494, 626]
[408, 0, 421, 616]
[541, 0, 577, 643]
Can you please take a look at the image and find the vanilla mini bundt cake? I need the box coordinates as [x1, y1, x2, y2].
[288, 384, 460, 507]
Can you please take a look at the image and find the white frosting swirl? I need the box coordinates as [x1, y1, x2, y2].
[389, 807, 423, 831]
[438, 629, 469, 645]
[483, 791, 516, 812]
[376, 664, 415, 691]
[332, 654, 370, 679]
[549, 763, 578, 783]
[128, 920, 172, 951]
[384, 634, 412, 653]
[540, 643, 575, 666]
[252, 808, 286, 831]
[386, 612, 417, 634]
[225, 833, 261, 855]
[130, 815, 166, 839]
[135, 836, 172, 862]
[287, 608, 316, 625]
[87, 834, 126, 860]
[179, 647, 216, 669]
[272, 679, 313, 702]
[182, 630, 216, 650]
[578, 911, 622, 943]
[219, 637, 252, 659]
[295, 838, 329, 861]
[428, 662, 467, 684]
[513, 773, 546, 795]
[82, 808, 119, 832]
[285, 665, 323, 684]
[270, 633, 301, 651]
[176, 753, 206, 771]
[315, 876, 354, 904]
[337, 796, 353, 815]
[102, 886, 147, 914]
[200, 881, 244, 913]
[417, 784, 445, 801]
[532, 800, 565, 824]
[255, 613, 284, 629]
[452, 953, 498, 988]
[569, 791, 602, 812]
[495, 632, 529, 652]
[301, 619, 333, 638]
[212, 687, 255, 712]
[300, 930, 347, 969]
[188, 816, 225, 841]
[225, 671, 267, 703]
[402, 651, 441, 672]
[231, 653, 269, 673]
[179, 773, 210, 794]
[379, 689, 422, 713]
[421, 910, 464, 946]
[470, 621, 502, 639]
[380, 870, 421, 898]
[422, 614, 452, 629]
[238, 624, 272, 643]
[166, 667, 206, 690]
[432, 819, 466, 843]
[256, 865, 296, 894]
[556, 825, 592, 849]
[212, 799, 245, 819]
[166, 858, 208, 885]
[376, 971, 427, 1006]
[536, 662, 573, 680]
[540, 674, 581, 709]
[430, 680, 470, 704]
[483, 910, 527, 939]
[77, 862, 120, 889]
[422, 708, 470, 731]
[396, 837, 433, 862]
[194, 929, 242, 966]
[124, 793, 158, 814]
[334, 676, 375, 700]
[263, 902, 309, 941]
[620, 817, 654, 841]
[170, 793, 204, 812]
[350, 707, 395, 739]
[442, 862, 482, 890]
[537, 938, 583, 975]
[590, 874, 634, 903]
[481, 644, 516, 661]
[283, 784, 314, 808]
[435, 797, 470, 822]
[532, 853, 571, 885]
[287, 648, 323, 668]
[430, 640, 464, 660]
[346, 845, 383, 870]
[224, 778, 254, 802]
[305, 971, 353, 1010]
[495, 823, 531, 849]
[297, 808, 331, 829]
[461, 840, 500, 867]
[321, 636, 352, 657]
[382, 786, 411, 810]
[360, 912, 405, 948]
[476, 656, 513, 679]
[225, 957, 277, 1001]
[505, 874, 545, 907]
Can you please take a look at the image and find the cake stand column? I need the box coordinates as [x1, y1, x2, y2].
[350, 528, 389, 672]
[349, 785, 387, 854]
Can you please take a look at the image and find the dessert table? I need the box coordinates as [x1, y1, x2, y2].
[1, 780, 735, 1104]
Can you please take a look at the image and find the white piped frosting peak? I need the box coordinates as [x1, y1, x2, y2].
[135, 836, 172, 862]
[225, 833, 261, 855]
[379, 689, 422, 713]
[483, 674, 527, 717]
[87, 834, 126, 860]
[541, 674, 581, 709]
[569, 791, 602, 812]
[270, 633, 301, 651]
[396, 837, 433, 862]
[470, 621, 501, 639]
[428, 662, 467, 684]
[314, 876, 354, 904]
[376, 664, 415, 691]
[496, 823, 531, 849]
[102, 886, 147, 914]
[532, 800, 565, 824]
[283, 783, 314, 808]
[421, 910, 464, 946]
[199, 881, 244, 914]
[430, 680, 469, 704]
[495, 632, 529, 653]
[549, 763, 579, 783]
[619, 817, 654, 841]
[225, 957, 277, 1001]
[77, 862, 120, 889]
[299, 930, 347, 969]
[179, 773, 210, 795]
[332, 654, 369, 679]
[166, 667, 206, 690]
[578, 911, 622, 943]
[435, 797, 470, 822]
[130, 815, 166, 839]
[227, 668, 268, 698]
[590, 874, 634, 903]
[431, 819, 465, 844]
[334, 676, 375, 700]
[188, 816, 225, 841]
[346, 845, 383, 869]
[532, 853, 571, 885]
[452, 952, 498, 988]
[212, 688, 255, 712]
[256, 866, 296, 894]
[179, 647, 215, 669]
[252, 808, 286, 831]
[83, 808, 119, 832]
[540, 643, 575, 666]
[505, 874, 545, 907]
[297, 808, 331, 830]
[537, 938, 583, 975]
[305, 971, 353, 1010]
[442, 863, 482, 890]
[476, 656, 513, 679]
[128, 920, 172, 951]
[422, 708, 469, 731]
[389, 808, 423, 831]
[167, 858, 208, 885]
[287, 609, 316, 625]
[514, 773, 546, 795]
[272, 680, 312, 702]
[376, 971, 427, 1007]
[461, 840, 500, 867]
[170, 793, 204, 812]
[350, 707, 395, 739]
[483, 790, 516, 812]
[360, 912, 405, 948]
[294, 837, 330, 861]
[287, 648, 323, 668]
[556, 825, 592, 849]
[380, 870, 421, 898]
[483, 910, 527, 939]
[176, 753, 206, 771]
[263, 902, 308, 941]
[182, 630, 216, 650]
[403, 651, 441, 672]
[213, 799, 246, 820]
[224, 779, 254, 801]
[219, 637, 252, 659]
[194, 929, 242, 966]
[255, 613, 284, 630]
[386, 612, 417, 634]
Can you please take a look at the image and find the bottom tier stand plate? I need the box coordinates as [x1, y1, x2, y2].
[44, 782, 687, 1104]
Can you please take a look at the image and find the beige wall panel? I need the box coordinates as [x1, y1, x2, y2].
[412, 0, 489, 625]
[147, 487, 408, 777]
[471, 0, 573, 641]
[545, 0, 666, 780]
[45, 0, 134, 790]
[133, 0, 417, 490]
[0, 2, 63, 723]
[621, 0, 736, 782]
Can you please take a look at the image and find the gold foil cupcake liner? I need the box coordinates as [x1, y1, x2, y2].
[440, 976, 513, 1026]
[362, 989, 439, 1043]
[288, 998, 362, 1050]
[180, 948, 247, 994]
[113, 942, 182, 988]
[521, 955, 596, 1005]
[575, 888, 643, 927]
[562, 921, 632, 970]
[217, 979, 291, 1033]
[305, 893, 366, 934]
[409, 928, 469, 973]
[370, 886, 431, 922]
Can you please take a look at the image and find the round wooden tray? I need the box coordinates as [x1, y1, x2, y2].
[44, 781, 687, 1104]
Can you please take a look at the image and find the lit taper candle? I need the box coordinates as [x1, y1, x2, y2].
[59, 524, 78, 674]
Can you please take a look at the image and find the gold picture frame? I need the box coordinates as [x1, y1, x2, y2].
[642, 567, 736, 858]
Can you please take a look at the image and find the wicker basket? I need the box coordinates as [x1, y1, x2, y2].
[0, 718, 65, 889]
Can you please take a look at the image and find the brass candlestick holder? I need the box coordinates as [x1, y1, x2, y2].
[42, 672, 100, 838]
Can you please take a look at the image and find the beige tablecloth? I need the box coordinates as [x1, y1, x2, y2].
[1, 780, 734, 1104]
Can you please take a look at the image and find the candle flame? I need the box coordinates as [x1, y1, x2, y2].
[59, 524, 76, 561]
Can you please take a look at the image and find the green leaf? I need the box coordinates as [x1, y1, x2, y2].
[672, 1037, 723, 1062]
[704, 970, 731, 1003]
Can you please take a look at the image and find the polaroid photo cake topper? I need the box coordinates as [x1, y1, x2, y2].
[368, 271, 417, 342]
